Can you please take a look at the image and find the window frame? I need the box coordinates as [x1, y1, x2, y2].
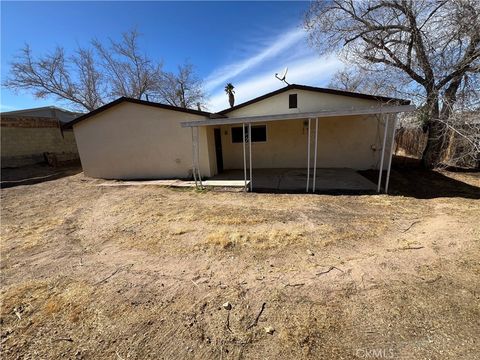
[289, 93, 298, 109]
[230, 124, 267, 144]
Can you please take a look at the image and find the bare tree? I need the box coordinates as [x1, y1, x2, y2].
[92, 29, 162, 100]
[328, 67, 401, 97]
[152, 62, 206, 109]
[5, 45, 104, 111]
[305, 0, 480, 168]
[5, 29, 166, 111]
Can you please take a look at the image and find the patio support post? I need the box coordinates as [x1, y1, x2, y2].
[195, 126, 203, 188]
[249, 123, 253, 191]
[377, 115, 389, 193]
[306, 118, 311, 192]
[243, 123, 247, 192]
[313, 117, 319, 192]
[191, 127, 198, 188]
[385, 115, 398, 194]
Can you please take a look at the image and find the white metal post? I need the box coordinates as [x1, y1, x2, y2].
[196, 127, 203, 188]
[191, 127, 198, 187]
[249, 123, 252, 191]
[385, 116, 398, 194]
[377, 116, 389, 193]
[306, 118, 311, 192]
[243, 123, 247, 192]
[313, 117, 318, 192]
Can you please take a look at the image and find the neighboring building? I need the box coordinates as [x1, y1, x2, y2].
[1, 106, 81, 168]
[67, 84, 414, 192]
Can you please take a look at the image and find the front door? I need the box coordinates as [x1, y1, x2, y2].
[214, 128, 224, 173]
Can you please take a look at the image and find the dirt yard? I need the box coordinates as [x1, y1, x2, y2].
[1, 170, 479, 359]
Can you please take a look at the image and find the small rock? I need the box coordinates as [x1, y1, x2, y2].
[307, 249, 315, 256]
[222, 302, 232, 311]
[264, 326, 275, 335]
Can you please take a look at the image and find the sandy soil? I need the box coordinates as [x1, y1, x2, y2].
[1, 171, 479, 359]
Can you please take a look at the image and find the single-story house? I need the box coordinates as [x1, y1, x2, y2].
[1, 106, 81, 168]
[66, 84, 415, 193]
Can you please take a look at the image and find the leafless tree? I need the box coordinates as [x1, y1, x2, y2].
[305, 0, 480, 168]
[5, 45, 104, 111]
[5, 29, 205, 112]
[92, 29, 162, 101]
[152, 62, 206, 109]
[328, 67, 401, 97]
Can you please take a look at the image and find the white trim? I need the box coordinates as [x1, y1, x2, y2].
[191, 127, 197, 187]
[306, 118, 311, 192]
[243, 123, 247, 192]
[385, 116, 398, 194]
[313, 117, 318, 192]
[377, 116, 389, 193]
[249, 123, 253, 191]
[181, 105, 416, 127]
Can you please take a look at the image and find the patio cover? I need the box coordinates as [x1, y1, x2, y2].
[180, 104, 416, 194]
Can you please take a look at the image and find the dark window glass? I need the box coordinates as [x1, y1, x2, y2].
[289, 94, 297, 108]
[231, 125, 267, 143]
[231, 127, 244, 143]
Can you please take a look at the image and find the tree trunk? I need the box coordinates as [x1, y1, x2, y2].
[228, 93, 234, 108]
[421, 94, 447, 168]
[422, 119, 447, 168]
[421, 77, 463, 169]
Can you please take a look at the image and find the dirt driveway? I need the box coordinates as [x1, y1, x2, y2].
[1, 171, 479, 359]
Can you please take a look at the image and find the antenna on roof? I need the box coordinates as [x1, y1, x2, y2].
[275, 67, 290, 86]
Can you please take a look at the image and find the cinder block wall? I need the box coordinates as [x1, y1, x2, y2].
[1, 116, 79, 168]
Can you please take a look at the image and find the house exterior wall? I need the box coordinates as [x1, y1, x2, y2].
[225, 89, 389, 117]
[214, 90, 396, 172]
[73, 102, 212, 179]
[217, 115, 394, 171]
[1, 117, 78, 168]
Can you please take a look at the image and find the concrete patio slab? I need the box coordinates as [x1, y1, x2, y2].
[212, 168, 377, 192]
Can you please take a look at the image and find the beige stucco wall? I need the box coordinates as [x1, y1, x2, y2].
[212, 90, 396, 172]
[217, 115, 394, 171]
[73, 102, 212, 179]
[1, 127, 78, 168]
[225, 89, 387, 117]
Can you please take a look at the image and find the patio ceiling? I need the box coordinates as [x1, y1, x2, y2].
[180, 104, 415, 128]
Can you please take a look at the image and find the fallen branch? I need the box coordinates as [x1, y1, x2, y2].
[95, 264, 133, 285]
[54, 337, 73, 342]
[402, 220, 421, 232]
[316, 266, 344, 276]
[225, 311, 233, 333]
[284, 283, 305, 287]
[399, 246, 424, 250]
[247, 302, 266, 330]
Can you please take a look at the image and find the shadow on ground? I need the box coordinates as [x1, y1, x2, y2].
[1, 163, 82, 189]
[360, 157, 480, 200]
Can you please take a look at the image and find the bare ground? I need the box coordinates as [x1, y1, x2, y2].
[1, 171, 479, 359]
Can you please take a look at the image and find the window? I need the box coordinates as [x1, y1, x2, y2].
[289, 94, 297, 108]
[231, 125, 267, 143]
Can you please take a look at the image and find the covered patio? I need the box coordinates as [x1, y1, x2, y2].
[181, 103, 415, 194]
[211, 168, 376, 193]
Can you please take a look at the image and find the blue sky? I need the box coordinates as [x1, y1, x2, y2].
[1, 1, 342, 112]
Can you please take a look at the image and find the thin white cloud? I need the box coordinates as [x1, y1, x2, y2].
[208, 55, 343, 111]
[204, 28, 305, 92]
[0, 104, 17, 112]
